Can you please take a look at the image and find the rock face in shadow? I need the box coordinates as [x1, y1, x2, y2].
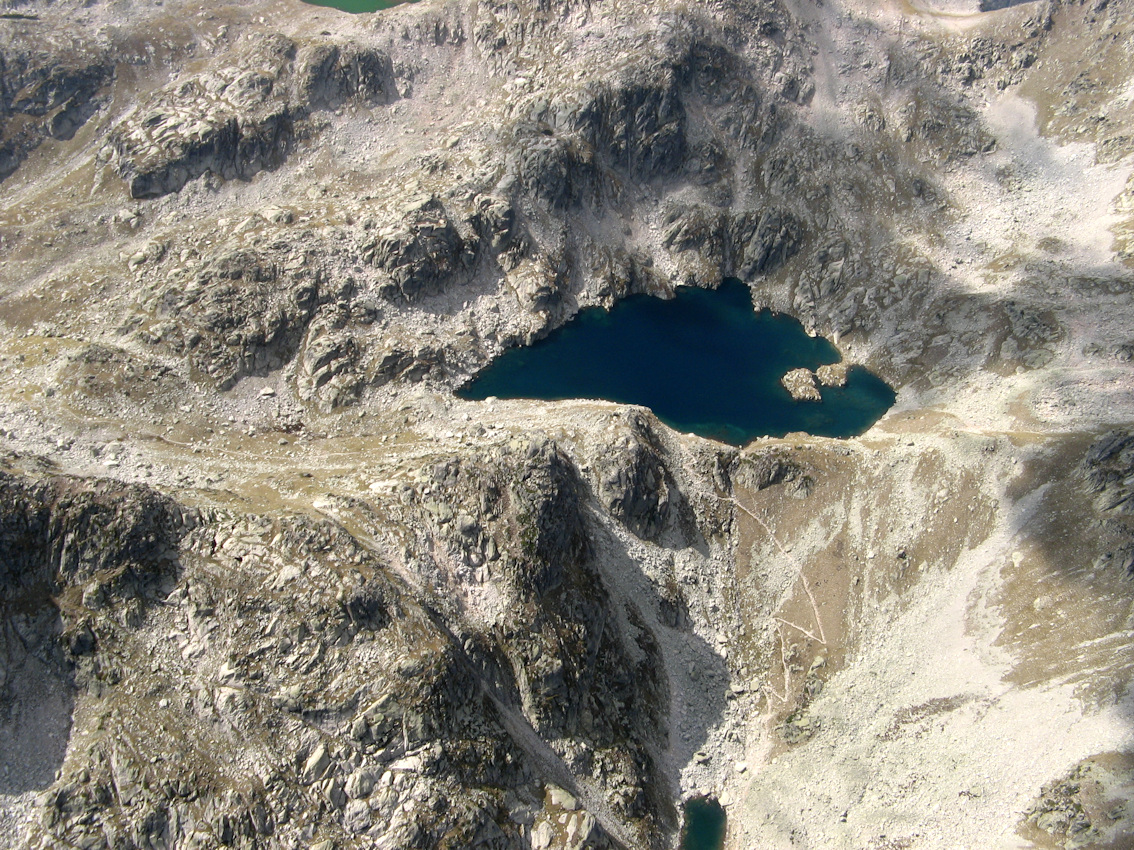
[8, 0, 1134, 846]
[0, 471, 187, 647]
[108, 35, 392, 198]
[365, 196, 473, 301]
[402, 439, 674, 846]
[0, 473, 186, 810]
[1081, 430, 1134, 574]
[572, 70, 687, 182]
[508, 66, 687, 212]
[0, 49, 113, 180]
[0, 444, 694, 850]
[597, 414, 675, 541]
[1082, 431, 1134, 515]
[661, 204, 805, 281]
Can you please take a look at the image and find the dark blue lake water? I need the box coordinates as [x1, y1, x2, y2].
[681, 797, 727, 850]
[458, 279, 895, 446]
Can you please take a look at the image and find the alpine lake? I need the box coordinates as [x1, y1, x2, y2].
[300, 0, 406, 12]
[300, 3, 890, 845]
[459, 279, 895, 446]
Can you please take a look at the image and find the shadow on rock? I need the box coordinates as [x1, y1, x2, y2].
[0, 471, 187, 797]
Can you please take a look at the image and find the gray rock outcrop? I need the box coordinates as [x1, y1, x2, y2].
[5, 0, 1134, 847]
[596, 415, 674, 540]
[781, 368, 821, 401]
[2, 457, 667, 850]
[816, 363, 848, 387]
[0, 47, 113, 180]
[108, 35, 392, 198]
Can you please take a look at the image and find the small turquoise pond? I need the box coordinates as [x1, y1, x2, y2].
[681, 797, 727, 850]
[458, 279, 895, 446]
[300, 0, 406, 12]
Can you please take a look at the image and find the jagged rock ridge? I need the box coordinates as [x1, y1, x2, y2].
[2, 0, 1134, 847]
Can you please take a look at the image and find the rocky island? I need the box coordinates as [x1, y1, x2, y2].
[2, 0, 1134, 847]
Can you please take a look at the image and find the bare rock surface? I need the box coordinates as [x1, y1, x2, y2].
[815, 362, 848, 388]
[780, 368, 821, 402]
[3, 0, 1134, 847]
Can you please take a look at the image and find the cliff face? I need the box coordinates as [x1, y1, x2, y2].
[2, 0, 1134, 847]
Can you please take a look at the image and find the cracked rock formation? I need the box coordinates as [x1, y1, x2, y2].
[3, 0, 1134, 847]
